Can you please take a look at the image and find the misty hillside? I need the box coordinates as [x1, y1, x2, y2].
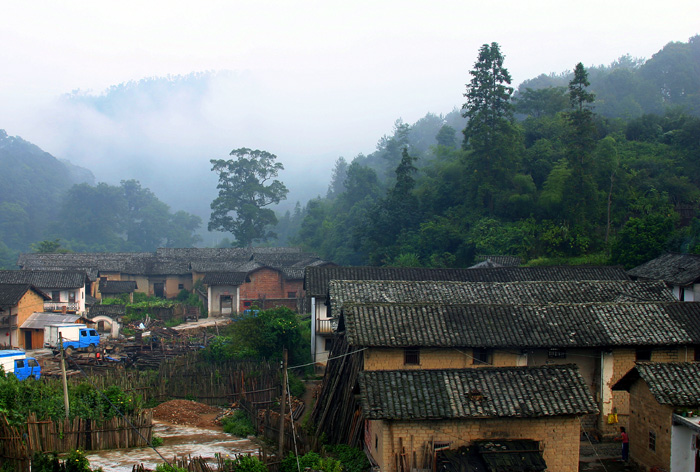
[32, 36, 699, 242]
[289, 37, 700, 269]
[0, 129, 94, 253]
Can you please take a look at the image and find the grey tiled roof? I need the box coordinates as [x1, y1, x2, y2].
[98, 280, 137, 294]
[341, 302, 700, 348]
[304, 266, 630, 297]
[0, 284, 49, 306]
[201, 272, 248, 286]
[359, 366, 598, 420]
[329, 280, 675, 311]
[0, 270, 87, 289]
[628, 253, 700, 286]
[19, 248, 327, 282]
[88, 304, 126, 318]
[614, 363, 700, 406]
[475, 255, 522, 267]
[21, 312, 80, 329]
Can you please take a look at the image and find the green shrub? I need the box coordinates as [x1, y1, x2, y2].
[287, 373, 306, 398]
[325, 444, 371, 472]
[221, 410, 255, 437]
[226, 455, 267, 472]
[151, 435, 164, 447]
[280, 452, 342, 472]
[155, 464, 188, 472]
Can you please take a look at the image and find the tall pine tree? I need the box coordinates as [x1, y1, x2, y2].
[462, 42, 522, 214]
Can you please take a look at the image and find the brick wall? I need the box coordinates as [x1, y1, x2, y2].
[239, 268, 303, 312]
[629, 380, 674, 471]
[363, 348, 520, 371]
[368, 416, 581, 472]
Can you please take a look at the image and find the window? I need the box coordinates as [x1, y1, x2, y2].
[288, 291, 297, 298]
[472, 348, 491, 365]
[404, 348, 420, 365]
[324, 338, 333, 352]
[68, 292, 76, 303]
[636, 348, 652, 361]
[243, 301, 252, 307]
[178, 284, 184, 290]
[15, 359, 24, 368]
[649, 430, 656, 451]
[51, 291, 61, 301]
[548, 348, 567, 359]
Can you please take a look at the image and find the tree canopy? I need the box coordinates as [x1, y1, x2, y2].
[209, 148, 289, 247]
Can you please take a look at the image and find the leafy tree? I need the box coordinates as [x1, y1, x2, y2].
[515, 86, 569, 118]
[435, 124, 457, 148]
[209, 148, 289, 247]
[30, 239, 71, 254]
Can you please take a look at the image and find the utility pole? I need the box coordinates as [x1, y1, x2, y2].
[278, 348, 288, 457]
[59, 333, 70, 418]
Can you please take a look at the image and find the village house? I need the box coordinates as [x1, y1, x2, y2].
[304, 265, 631, 366]
[17, 247, 331, 315]
[98, 280, 137, 302]
[0, 270, 89, 314]
[310, 278, 700, 456]
[613, 363, 700, 472]
[0, 283, 50, 349]
[360, 366, 598, 472]
[629, 253, 700, 301]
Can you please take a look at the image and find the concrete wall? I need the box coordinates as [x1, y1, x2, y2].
[367, 416, 581, 472]
[208, 285, 239, 316]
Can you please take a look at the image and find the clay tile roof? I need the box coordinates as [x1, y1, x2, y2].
[613, 363, 700, 406]
[0, 283, 49, 305]
[0, 270, 87, 289]
[304, 266, 630, 297]
[359, 365, 598, 420]
[201, 272, 248, 286]
[628, 253, 700, 286]
[340, 302, 700, 349]
[98, 280, 137, 294]
[328, 280, 675, 311]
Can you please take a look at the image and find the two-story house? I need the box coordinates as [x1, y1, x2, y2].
[0, 270, 88, 314]
[310, 278, 700, 470]
[304, 265, 631, 366]
[0, 283, 50, 349]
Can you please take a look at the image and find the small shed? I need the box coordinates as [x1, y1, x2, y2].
[20, 312, 81, 350]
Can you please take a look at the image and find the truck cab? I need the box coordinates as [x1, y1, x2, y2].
[0, 350, 41, 380]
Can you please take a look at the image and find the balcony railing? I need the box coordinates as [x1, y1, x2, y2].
[44, 301, 80, 313]
[316, 319, 333, 334]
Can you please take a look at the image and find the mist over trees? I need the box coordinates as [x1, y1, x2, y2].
[2, 35, 699, 270]
[287, 36, 700, 269]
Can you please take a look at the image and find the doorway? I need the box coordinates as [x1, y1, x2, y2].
[24, 330, 32, 350]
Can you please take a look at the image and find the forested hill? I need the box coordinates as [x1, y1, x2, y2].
[0, 130, 94, 255]
[286, 36, 700, 269]
[0, 130, 203, 269]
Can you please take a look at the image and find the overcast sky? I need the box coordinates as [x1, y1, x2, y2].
[1, 0, 698, 215]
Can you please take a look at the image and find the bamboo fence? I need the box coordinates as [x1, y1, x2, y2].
[0, 410, 152, 471]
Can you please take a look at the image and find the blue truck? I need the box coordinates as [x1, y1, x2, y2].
[0, 350, 41, 380]
[44, 323, 101, 355]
